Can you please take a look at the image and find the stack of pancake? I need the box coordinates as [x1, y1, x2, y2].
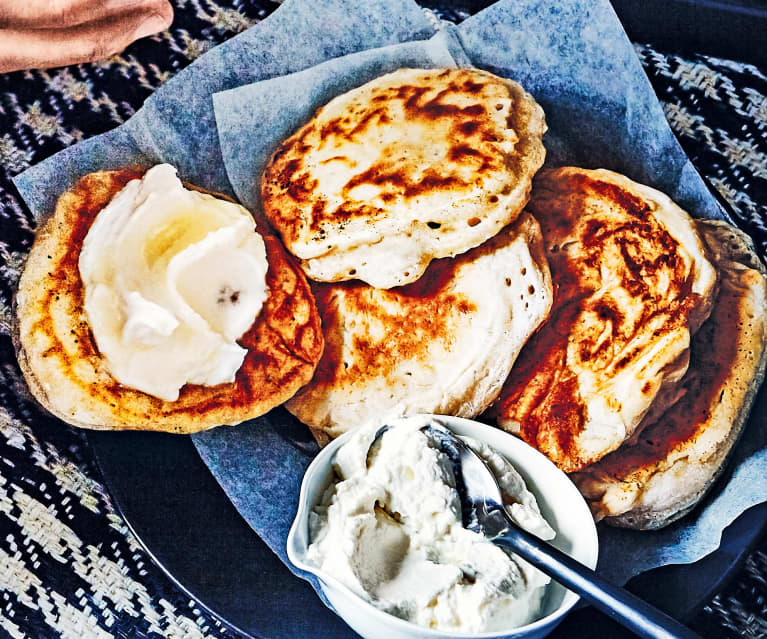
[263, 68, 767, 530]
[267, 68, 553, 443]
[15, 67, 767, 530]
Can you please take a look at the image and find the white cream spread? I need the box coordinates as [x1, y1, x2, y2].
[79, 164, 268, 401]
[306, 416, 555, 632]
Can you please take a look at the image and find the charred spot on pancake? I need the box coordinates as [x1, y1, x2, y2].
[458, 121, 481, 136]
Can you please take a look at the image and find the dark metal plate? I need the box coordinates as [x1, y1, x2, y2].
[88, 422, 767, 639]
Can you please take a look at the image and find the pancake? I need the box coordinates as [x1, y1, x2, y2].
[285, 212, 553, 445]
[572, 220, 767, 529]
[261, 67, 547, 289]
[14, 169, 324, 433]
[489, 167, 718, 472]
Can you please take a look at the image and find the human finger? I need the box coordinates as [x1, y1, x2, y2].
[0, 5, 173, 73]
[0, 0, 169, 29]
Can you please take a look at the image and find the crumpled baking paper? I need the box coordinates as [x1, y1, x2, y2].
[11, 0, 767, 636]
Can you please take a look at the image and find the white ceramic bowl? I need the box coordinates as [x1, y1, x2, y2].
[287, 415, 599, 639]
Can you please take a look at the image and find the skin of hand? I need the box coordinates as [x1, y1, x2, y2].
[0, 0, 173, 73]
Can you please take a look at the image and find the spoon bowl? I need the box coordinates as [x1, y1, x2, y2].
[423, 424, 703, 639]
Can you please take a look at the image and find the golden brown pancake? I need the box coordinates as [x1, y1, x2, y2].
[14, 169, 324, 433]
[489, 167, 718, 472]
[261, 67, 546, 289]
[572, 220, 767, 529]
[286, 212, 553, 445]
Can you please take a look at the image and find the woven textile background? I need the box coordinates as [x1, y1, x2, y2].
[0, 1, 766, 638]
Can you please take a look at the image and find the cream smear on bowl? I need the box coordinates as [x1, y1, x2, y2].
[305, 416, 555, 633]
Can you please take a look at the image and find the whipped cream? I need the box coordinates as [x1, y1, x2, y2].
[79, 164, 268, 401]
[306, 416, 555, 632]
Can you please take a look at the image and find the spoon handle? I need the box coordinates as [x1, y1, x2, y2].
[493, 523, 702, 639]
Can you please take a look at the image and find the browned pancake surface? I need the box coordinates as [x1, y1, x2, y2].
[310, 253, 478, 389]
[489, 168, 716, 472]
[572, 220, 767, 528]
[15, 169, 323, 432]
[264, 69, 534, 242]
[261, 67, 547, 288]
[286, 213, 553, 443]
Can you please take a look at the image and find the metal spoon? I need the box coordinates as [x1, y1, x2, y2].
[421, 424, 703, 639]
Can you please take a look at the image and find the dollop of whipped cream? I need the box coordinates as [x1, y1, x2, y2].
[79, 164, 268, 401]
[306, 416, 555, 632]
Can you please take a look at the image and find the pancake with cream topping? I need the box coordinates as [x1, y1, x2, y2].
[15, 168, 324, 433]
[489, 167, 718, 472]
[572, 220, 767, 529]
[261, 67, 546, 289]
[286, 212, 553, 444]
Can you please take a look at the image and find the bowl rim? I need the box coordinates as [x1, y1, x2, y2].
[286, 413, 599, 638]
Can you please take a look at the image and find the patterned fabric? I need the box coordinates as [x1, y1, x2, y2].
[0, 2, 765, 638]
[634, 44, 767, 257]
